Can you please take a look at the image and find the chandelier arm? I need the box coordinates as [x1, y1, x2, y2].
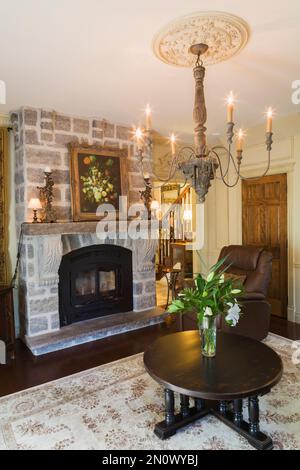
[209, 145, 233, 179]
[238, 150, 271, 181]
[212, 147, 272, 181]
[177, 146, 197, 161]
[151, 177, 188, 191]
[149, 146, 195, 184]
[211, 146, 271, 184]
[211, 145, 241, 176]
[210, 150, 241, 188]
[150, 167, 177, 183]
[148, 146, 191, 190]
[139, 151, 177, 183]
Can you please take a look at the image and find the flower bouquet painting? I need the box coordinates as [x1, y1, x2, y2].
[69, 144, 128, 221]
[167, 257, 244, 357]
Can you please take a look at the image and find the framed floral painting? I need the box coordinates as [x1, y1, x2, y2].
[69, 144, 128, 221]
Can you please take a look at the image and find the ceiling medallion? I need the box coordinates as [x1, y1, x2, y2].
[152, 11, 250, 67]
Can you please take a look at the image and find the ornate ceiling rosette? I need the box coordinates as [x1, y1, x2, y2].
[152, 11, 250, 67]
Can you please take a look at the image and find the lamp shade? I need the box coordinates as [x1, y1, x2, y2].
[28, 198, 42, 210]
[150, 200, 160, 211]
[183, 209, 192, 221]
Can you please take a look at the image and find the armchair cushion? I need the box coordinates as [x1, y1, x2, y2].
[218, 245, 272, 298]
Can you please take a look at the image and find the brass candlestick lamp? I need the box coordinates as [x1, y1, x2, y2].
[37, 168, 57, 223]
[139, 175, 153, 220]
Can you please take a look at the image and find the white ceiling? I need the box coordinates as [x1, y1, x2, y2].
[0, 0, 299, 141]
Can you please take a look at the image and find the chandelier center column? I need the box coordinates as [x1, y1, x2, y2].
[193, 62, 207, 157]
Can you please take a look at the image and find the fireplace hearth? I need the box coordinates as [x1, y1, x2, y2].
[59, 244, 133, 326]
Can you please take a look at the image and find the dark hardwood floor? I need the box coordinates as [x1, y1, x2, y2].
[0, 315, 299, 399]
[270, 315, 300, 340]
[0, 322, 175, 398]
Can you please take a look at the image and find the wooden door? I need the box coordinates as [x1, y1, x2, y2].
[242, 174, 287, 318]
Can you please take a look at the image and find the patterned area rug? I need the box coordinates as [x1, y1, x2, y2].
[0, 334, 299, 450]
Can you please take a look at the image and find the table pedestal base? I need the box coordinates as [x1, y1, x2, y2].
[154, 391, 273, 450]
[154, 406, 210, 440]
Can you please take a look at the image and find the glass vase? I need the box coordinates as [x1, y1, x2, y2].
[199, 316, 217, 358]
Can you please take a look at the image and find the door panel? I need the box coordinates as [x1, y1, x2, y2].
[242, 174, 287, 318]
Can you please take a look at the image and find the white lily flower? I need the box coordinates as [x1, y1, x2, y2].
[225, 302, 241, 327]
[204, 306, 213, 317]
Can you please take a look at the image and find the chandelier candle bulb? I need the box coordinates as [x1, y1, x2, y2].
[170, 133, 176, 156]
[44, 166, 51, 173]
[237, 129, 244, 151]
[145, 104, 152, 131]
[135, 127, 143, 151]
[267, 108, 273, 133]
[226, 92, 234, 123]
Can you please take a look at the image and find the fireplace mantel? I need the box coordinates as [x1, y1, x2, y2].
[22, 221, 154, 236]
[22, 221, 100, 236]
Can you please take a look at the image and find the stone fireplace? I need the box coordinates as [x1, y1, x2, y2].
[19, 222, 159, 354]
[11, 107, 161, 355]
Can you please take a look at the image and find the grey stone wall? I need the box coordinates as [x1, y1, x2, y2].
[11, 106, 155, 339]
[11, 106, 148, 225]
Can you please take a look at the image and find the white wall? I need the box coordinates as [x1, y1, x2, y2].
[198, 113, 300, 324]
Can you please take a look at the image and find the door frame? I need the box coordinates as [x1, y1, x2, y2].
[229, 161, 295, 323]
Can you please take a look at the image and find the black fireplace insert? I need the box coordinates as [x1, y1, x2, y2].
[58, 244, 133, 326]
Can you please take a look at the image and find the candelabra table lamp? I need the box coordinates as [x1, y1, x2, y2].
[28, 198, 42, 223]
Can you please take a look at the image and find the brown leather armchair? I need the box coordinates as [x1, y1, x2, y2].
[177, 245, 273, 341]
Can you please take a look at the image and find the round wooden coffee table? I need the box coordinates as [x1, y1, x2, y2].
[144, 331, 283, 450]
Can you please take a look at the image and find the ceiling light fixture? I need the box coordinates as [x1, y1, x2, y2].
[135, 42, 273, 203]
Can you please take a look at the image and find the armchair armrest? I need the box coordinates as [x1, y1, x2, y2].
[238, 292, 265, 301]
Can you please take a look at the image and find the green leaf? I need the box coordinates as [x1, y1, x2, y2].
[195, 274, 205, 292]
[167, 304, 181, 313]
[209, 256, 228, 273]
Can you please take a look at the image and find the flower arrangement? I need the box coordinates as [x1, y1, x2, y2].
[167, 257, 244, 357]
[80, 156, 117, 205]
